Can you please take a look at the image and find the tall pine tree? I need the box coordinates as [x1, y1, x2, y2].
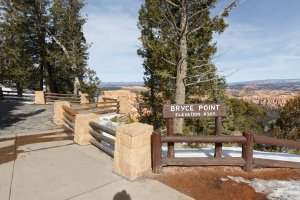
[49, 0, 89, 94]
[0, 0, 96, 95]
[138, 0, 236, 131]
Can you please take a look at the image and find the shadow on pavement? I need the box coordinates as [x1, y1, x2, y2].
[0, 101, 46, 130]
[0, 130, 74, 165]
[113, 190, 131, 200]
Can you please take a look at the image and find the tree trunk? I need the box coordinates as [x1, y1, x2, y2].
[16, 82, 23, 96]
[73, 76, 80, 94]
[44, 62, 51, 92]
[39, 64, 43, 91]
[174, 3, 188, 134]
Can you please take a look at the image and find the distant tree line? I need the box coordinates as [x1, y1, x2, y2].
[0, 0, 100, 96]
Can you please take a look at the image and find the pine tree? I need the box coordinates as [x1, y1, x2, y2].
[0, 0, 96, 95]
[49, 0, 89, 94]
[0, 0, 36, 94]
[271, 95, 300, 140]
[138, 0, 237, 132]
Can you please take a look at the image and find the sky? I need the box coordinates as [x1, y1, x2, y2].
[82, 0, 300, 83]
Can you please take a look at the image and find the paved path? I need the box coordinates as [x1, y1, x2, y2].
[0, 101, 60, 136]
[0, 129, 193, 200]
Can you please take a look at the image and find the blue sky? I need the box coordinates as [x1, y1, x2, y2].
[82, 0, 300, 83]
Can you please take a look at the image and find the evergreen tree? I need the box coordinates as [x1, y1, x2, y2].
[0, 0, 37, 94]
[138, 0, 237, 131]
[0, 0, 97, 95]
[49, 0, 89, 94]
[270, 95, 300, 140]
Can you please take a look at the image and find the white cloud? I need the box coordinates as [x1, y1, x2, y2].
[83, 0, 143, 82]
[214, 20, 300, 82]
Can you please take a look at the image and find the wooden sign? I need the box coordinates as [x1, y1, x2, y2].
[163, 103, 227, 118]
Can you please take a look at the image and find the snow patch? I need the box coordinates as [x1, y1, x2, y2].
[161, 146, 300, 163]
[227, 176, 300, 200]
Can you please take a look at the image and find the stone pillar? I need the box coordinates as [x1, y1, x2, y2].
[53, 101, 71, 125]
[114, 122, 153, 181]
[80, 93, 89, 104]
[117, 96, 131, 114]
[0, 87, 3, 100]
[74, 113, 99, 145]
[97, 95, 104, 103]
[35, 91, 45, 104]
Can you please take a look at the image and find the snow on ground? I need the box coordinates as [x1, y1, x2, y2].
[161, 146, 300, 163]
[224, 176, 300, 200]
[99, 114, 122, 140]
[99, 114, 121, 128]
[161, 147, 300, 200]
[98, 115, 300, 200]
[98, 114, 300, 163]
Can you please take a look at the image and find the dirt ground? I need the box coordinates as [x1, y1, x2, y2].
[151, 166, 300, 200]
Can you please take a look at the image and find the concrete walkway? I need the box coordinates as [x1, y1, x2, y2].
[0, 129, 193, 200]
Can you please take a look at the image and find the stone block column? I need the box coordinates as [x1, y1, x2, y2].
[74, 113, 99, 145]
[35, 91, 45, 104]
[114, 122, 153, 181]
[97, 95, 104, 103]
[117, 96, 131, 114]
[53, 101, 71, 125]
[80, 93, 89, 104]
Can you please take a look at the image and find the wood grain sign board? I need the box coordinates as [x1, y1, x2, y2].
[163, 103, 227, 118]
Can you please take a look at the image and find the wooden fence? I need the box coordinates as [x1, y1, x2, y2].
[61, 101, 119, 132]
[62, 105, 77, 131]
[71, 100, 119, 115]
[45, 93, 81, 103]
[0, 89, 34, 101]
[151, 131, 300, 173]
[89, 121, 116, 157]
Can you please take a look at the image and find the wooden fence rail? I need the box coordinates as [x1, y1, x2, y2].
[62, 105, 77, 131]
[151, 131, 300, 173]
[0, 89, 34, 100]
[89, 121, 116, 157]
[45, 93, 81, 103]
[71, 101, 119, 115]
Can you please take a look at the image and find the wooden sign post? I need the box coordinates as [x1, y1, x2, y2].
[163, 102, 227, 158]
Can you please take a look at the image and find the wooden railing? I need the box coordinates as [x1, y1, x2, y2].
[71, 101, 119, 115]
[62, 105, 76, 131]
[252, 135, 300, 169]
[0, 89, 34, 101]
[45, 93, 81, 103]
[89, 121, 116, 157]
[151, 131, 300, 173]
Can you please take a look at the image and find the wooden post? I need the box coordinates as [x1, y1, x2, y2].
[214, 116, 222, 157]
[242, 132, 254, 172]
[0, 87, 3, 100]
[166, 118, 174, 158]
[151, 131, 162, 173]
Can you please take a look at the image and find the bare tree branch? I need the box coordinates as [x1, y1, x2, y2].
[161, 56, 177, 66]
[51, 35, 71, 62]
[192, 62, 213, 69]
[166, 0, 179, 7]
[185, 76, 222, 87]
